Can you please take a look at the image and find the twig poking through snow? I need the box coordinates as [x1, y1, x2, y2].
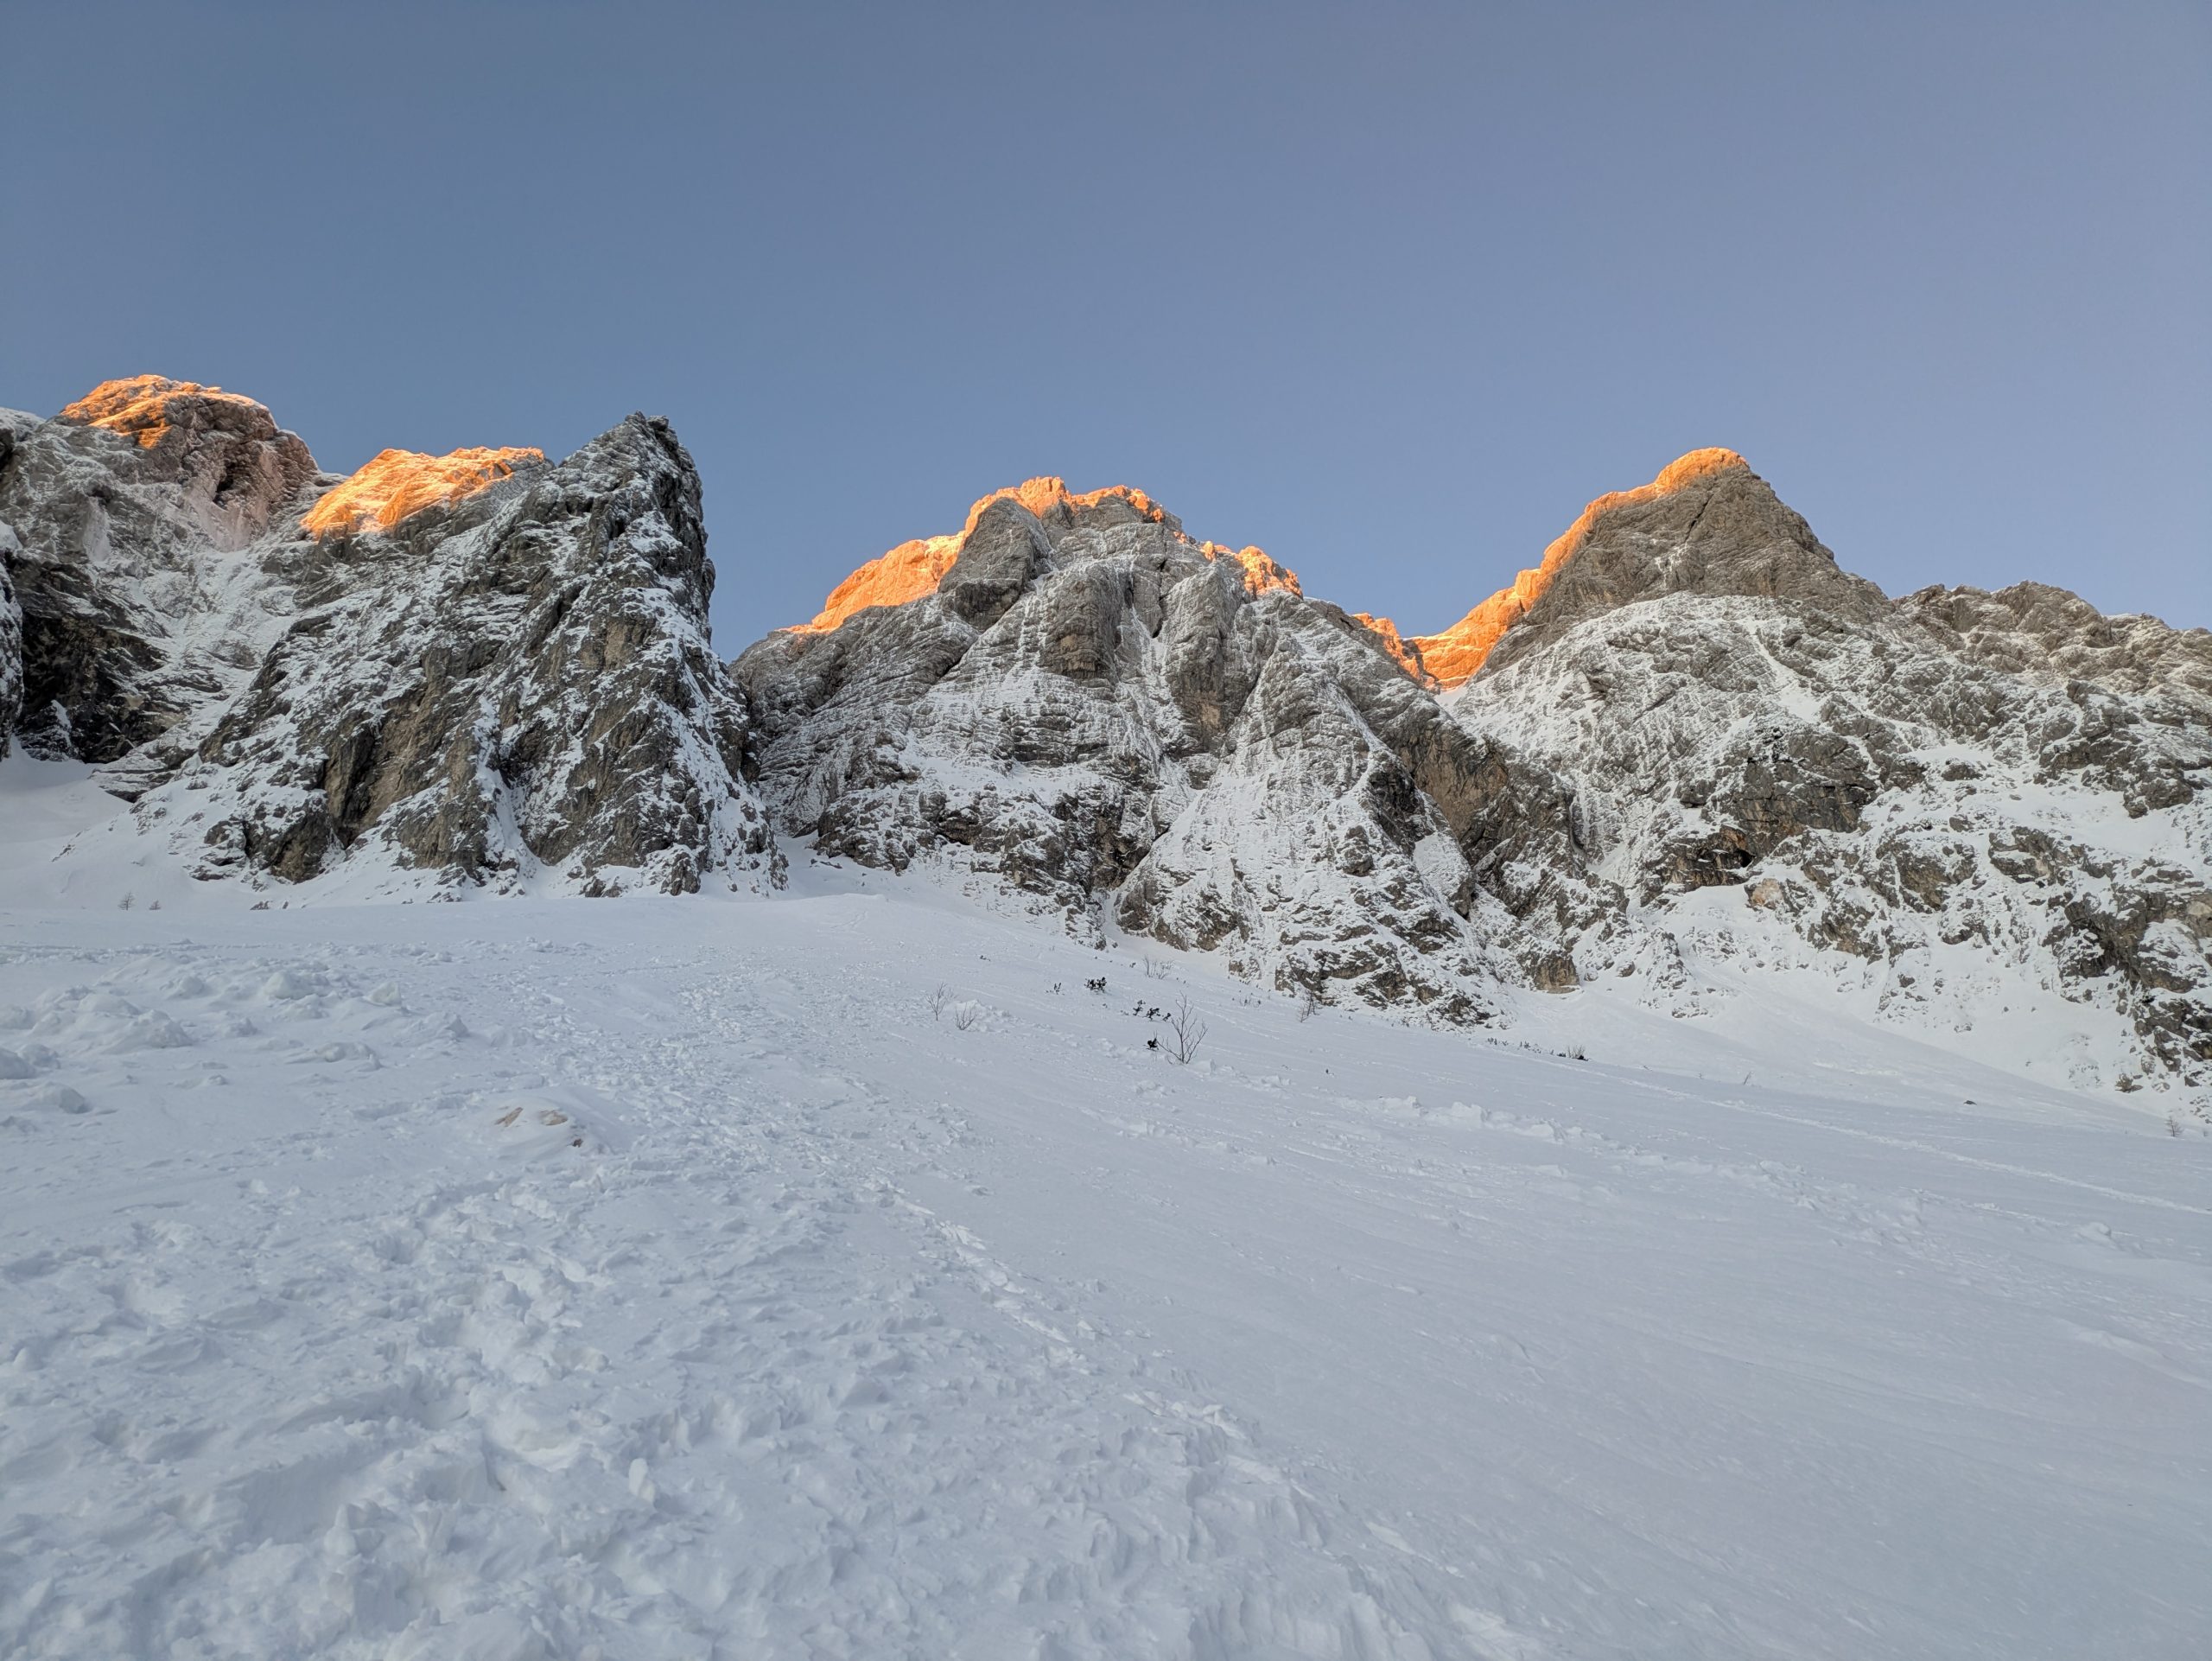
[1166, 996, 1207, 1065]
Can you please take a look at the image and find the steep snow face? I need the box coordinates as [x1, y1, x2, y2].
[0, 383, 771, 896]
[1438, 457, 2212, 1094]
[737, 484, 1528, 1018]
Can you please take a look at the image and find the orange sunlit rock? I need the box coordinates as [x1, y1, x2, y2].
[1201, 542, 1302, 599]
[302, 446, 545, 538]
[796, 476, 1176, 633]
[795, 476, 1314, 633]
[800, 532, 968, 632]
[1351, 613, 1430, 682]
[59, 375, 269, 449]
[1413, 448, 1748, 686]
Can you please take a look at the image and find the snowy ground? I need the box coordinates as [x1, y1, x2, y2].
[3, 768, 2209, 1658]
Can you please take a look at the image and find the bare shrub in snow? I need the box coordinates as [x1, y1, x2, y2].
[928, 984, 950, 1021]
[1165, 997, 1207, 1065]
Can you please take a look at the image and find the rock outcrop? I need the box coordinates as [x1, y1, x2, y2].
[1, 379, 768, 894]
[736, 478, 1525, 1016]
[0, 378, 321, 768]
[1434, 454, 2212, 1091]
[0, 538, 21, 756]
[738, 452, 2209, 1093]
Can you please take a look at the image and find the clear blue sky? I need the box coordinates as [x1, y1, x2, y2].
[5, 3, 2206, 647]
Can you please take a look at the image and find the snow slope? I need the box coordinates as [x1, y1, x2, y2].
[3, 803, 2207, 1657]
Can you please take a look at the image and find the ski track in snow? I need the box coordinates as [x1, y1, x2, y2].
[1, 895, 2208, 1659]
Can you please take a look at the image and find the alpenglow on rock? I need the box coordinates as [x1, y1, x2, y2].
[735, 477, 1534, 1018]
[0, 377, 320, 768]
[738, 454, 2209, 1094]
[3, 375, 2204, 1099]
[0, 378, 769, 894]
[1430, 449, 2212, 1093]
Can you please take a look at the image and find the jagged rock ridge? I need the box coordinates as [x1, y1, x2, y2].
[1432, 452, 2212, 1091]
[4, 376, 2204, 1097]
[741, 454, 2209, 1095]
[0, 378, 769, 894]
[736, 478, 1531, 1016]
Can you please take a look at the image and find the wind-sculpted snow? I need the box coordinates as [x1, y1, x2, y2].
[736, 478, 1528, 1019]
[0, 383, 769, 894]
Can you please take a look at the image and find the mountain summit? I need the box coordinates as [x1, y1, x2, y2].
[1408, 448, 1879, 684]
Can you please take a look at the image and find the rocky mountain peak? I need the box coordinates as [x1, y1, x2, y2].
[60, 374, 283, 452]
[1, 388, 772, 892]
[42, 373, 320, 552]
[1412, 447, 1878, 685]
[794, 478, 1295, 639]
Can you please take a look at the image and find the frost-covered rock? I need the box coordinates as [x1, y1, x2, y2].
[1, 379, 769, 894]
[0, 520, 22, 756]
[151, 416, 768, 894]
[0, 379, 321, 770]
[736, 479, 1523, 1017]
[1434, 451, 2212, 1090]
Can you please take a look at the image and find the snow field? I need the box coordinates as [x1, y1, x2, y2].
[2, 891, 2208, 1658]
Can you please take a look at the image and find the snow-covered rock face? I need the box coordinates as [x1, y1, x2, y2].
[6, 382, 2205, 1094]
[741, 455, 2209, 1091]
[162, 415, 769, 894]
[1439, 455, 2212, 1091]
[0, 543, 22, 755]
[0, 380, 768, 894]
[0, 379, 321, 767]
[735, 480, 1525, 1018]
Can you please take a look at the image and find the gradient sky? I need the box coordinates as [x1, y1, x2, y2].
[5, 3, 2206, 650]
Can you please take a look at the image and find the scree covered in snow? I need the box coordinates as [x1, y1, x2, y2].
[1, 756, 2208, 1660]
